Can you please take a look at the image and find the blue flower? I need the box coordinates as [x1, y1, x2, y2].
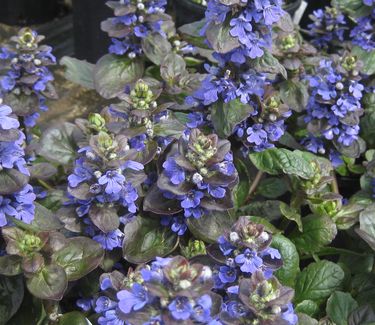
[192, 295, 213, 323]
[218, 266, 237, 284]
[0, 196, 17, 227]
[235, 248, 263, 273]
[282, 303, 298, 325]
[163, 158, 186, 185]
[181, 190, 204, 209]
[98, 170, 125, 194]
[168, 296, 193, 320]
[246, 124, 268, 146]
[117, 283, 149, 314]
[0, 105, 19, 130]
[93, 229, 124, 251]
[95, 296, 117, 313]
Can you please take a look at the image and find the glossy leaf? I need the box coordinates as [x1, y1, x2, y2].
[271, 234, 300, 287]
[295, 261, 345, 304]
[26, 264, 68, 301]
[52, 237, 104, 281]
[211, 99, 254, 138]
[123, 216, 179, 264]
[187, 210, 237, 244]
[60, 56, 95, 89]
[0, 275, 24, 325]
[327, 291, 358, 325]
[94, 54, 144, 99]
[39, 122, 81, 165]
[250, 148, 315, 179]
[0, 169, 29, 195]
[291, 215, 337, 254]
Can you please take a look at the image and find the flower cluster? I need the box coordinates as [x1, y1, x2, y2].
[102, 0, 169, 58]
[0, 104, 35, 227]
[86, 256, 221, 324]
[0, 28, 56, 127]
[66, 114, 147, 250]
[203, 0, 285, 62]
[188, 57, 266, 106]
[235, 89, 291, 152]
[308, 7, 347, 49]
[350, 1, 375, 52]
[144, 128, 238, 219]
[208, 217, 282, 288]
[207, 217, 297, 324]
[302, 57, 364, 155]
[109, 79, 173, 152]
[220, 272, 297, 324]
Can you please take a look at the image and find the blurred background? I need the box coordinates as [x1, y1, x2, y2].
[0, 0, 325, 64]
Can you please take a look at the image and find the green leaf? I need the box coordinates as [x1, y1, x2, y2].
[58, 312, 89, 325]
[295, 300, 319, 317]
[257, 177, 288, 199]
[89, 205, 120, 233]
[0, 255, 22, 276]
[252, 50, 287, 79]
[142, 33, 172, 65]
[39, 122, 80, 165]
[348, 305, 375, 325]
[271, 234, 300, 287]
[280, 80, 309, 112]
[0, 275, 24, 325]
[291, 215, 337, 254]
[233, 157, 251, 207]
[295, 261, 345, 304]
[26, 264, 68, 301]
[60, 56, 95, 89]
[356, 204, 375, 251]
[32, 202, 63, 231]
[123, 216, 179, 264]
[94, 54, 144, 99]
[187, 210, 237, 244]
[0, 169, 29, 195]
[52, 237, 104, 281]
[250, 148, 315, 179]
[327, 291, 358, 325]
[211, 99, 254, 138]
[352, 47, 375, 75]
[297, 313, 318, 325]
[205, 21, 240, 54]
[280, 202, 303, 231]
[160, 53, 186, 85]
[12, 202, 63, 232]
[7, 291, 46, 325]
[239, 200, 282, 222]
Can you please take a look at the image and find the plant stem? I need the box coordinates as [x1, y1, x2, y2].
[38, 179, 54, 191]
[245, 170, 264, 204]
[331, 171, 340, 195]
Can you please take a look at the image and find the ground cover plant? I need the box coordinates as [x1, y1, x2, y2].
[1, 0, 375, 324]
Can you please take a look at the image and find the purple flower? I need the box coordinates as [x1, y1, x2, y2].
[0, 105, 19, 130]
[117, 283, 149, 314]
[235, 248, 263, 273]
[192, 295, 212, 323]
[95, 296, 117, 313]
[168, 297, 193, 320]
[93, 229, 124, 250]
[246, 124, 268, 146]
[218, 266, 237, 284]
[163, 158, 186, 185]
[181, 191, 204, 209]
[98, 170, 125, 194]
[282, 303, 298, 325]
[0, 196, 17, 227]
